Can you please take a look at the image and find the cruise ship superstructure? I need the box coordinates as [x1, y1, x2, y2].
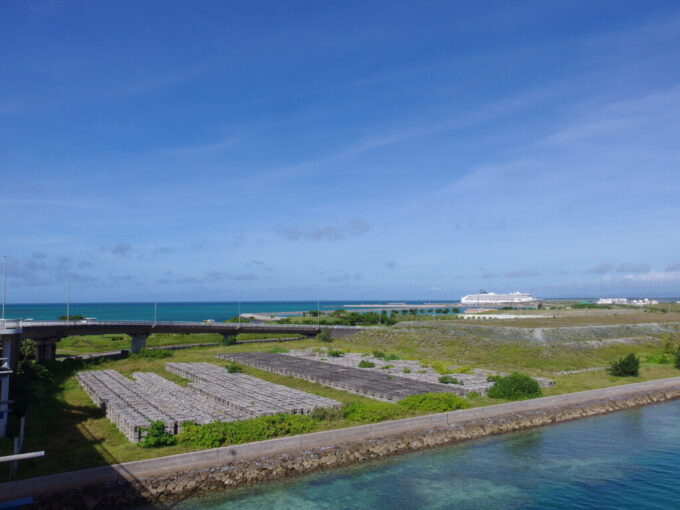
[461, 290, 536, 305]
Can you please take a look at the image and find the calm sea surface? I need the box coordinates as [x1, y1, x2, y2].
[3, 301, 450, 322]
[162, 401, 680, 510]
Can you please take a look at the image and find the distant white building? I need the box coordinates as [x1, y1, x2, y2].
[597, 298, 659, 306]
[461, 290, 536, 305]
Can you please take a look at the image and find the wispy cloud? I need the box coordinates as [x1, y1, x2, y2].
[277, 218, 369, 242]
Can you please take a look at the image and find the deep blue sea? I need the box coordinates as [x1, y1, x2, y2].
[166, 401, 680, 510]
[2, 301, 457, 322]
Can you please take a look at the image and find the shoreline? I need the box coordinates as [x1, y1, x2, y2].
[2, 377, 680, 509]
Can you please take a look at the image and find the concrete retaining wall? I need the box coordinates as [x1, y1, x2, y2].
[3, 377, 680, 509]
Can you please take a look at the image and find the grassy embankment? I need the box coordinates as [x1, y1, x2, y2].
[56, 332, 297, 355]
[4, 320, 680, 480]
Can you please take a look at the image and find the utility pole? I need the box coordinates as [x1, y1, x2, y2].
[238, 291, 242, 326]
[1, 255, 7, 321]
[317, 299, 320, 327]
[153, 297, 158, 326]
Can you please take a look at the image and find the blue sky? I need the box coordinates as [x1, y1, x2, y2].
[2, 0, 680, 302]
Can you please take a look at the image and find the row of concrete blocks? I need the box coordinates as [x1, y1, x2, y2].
[218, 353, 466, 401]
[165, 362, 340, 415]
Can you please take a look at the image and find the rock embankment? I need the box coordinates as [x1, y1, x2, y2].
[3, 378, 680, 510]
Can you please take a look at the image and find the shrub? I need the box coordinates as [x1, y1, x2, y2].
[438, 375, 461, 385]
[380, 364, 393, 370]
[221, 335, 238, 346]
[140, 421, 177, 448]
[467, 392, 480, 398]
[607, 353, 640, 377]
[342, 401, 401, 423]
[20, 338, 36, 359]
[675, 348, 680, 370]
[358, 360, 375, 368]
[645, 353, 673, 364]
[487, 373, 542, 400]
[180, 414, 315, 448]
[402, 368, 412, 374]
[130, 349, 172, 360]
[268, 346, 289, 353]
[453, 365, 474, 374]
[384, 354, 400, 361]
[317, 328, 332, 343]
[226, 363, 243, 373]
[310, 406, 344, 421]
[327, 349, 344, 357]
[397, 393, 471, 412]
[430, 361, 451, 375]
[372, 350, 386, 359]
[486, 374, 502, 383]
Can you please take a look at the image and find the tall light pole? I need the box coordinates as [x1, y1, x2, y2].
[238, 291, 242, 326]
[66, 280, 71, 325]
[1, 255, 7, 321]
[153, 296, 158, 326]
[317, 299, 320, 327]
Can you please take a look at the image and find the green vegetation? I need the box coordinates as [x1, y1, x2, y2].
[267, 346, 289, 353]
[571, 303, 612, 310]
[438, 375, 461, 384]
[179, 414, 315, 449]
[402, 368, 411, 374]
[318, 328, 332, 343]
[429, 361, 452, 375]
[608, 353, 641, 377]
[342, 401, 402, 423]
[453, 365, 474, 374]
[675, 349, 680, 369]
[327, 349, 344, 357]
[140, 421, 177, 448]
[221, 335, 237, 346]
[129, 349, 172, 360]
[225, 363, 243, 373]
[397, 393, 471, 412]
[57, 314, 86, 321]
[380, 364, 394, 370]
[358, 360, 375, 368]
[487, 373, 542, 400]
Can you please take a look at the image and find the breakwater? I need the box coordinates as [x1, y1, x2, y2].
[3, 377, 680, 509]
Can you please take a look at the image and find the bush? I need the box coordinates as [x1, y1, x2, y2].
[381, 364, 393, 370]
[358, 360, 375, 368]
[675, 348, 680, 370]
[140, 421, 177, 448]
[486, 374, 502, 383]
[310, 406, 344, 421]
[372, 351, 386, 359]
[384, 353, 400, 361]
[179, 414, 315, 448]
[453, 365, 474, 374]
[645, 353, 673, 364]
[327, 349, 344, 357]
[268, 346, 289, 353]
[402, 368, 412, 374]
[430, 361, 451, 375]
[438, 375, 461, 384]
[397, 393, 471, 412]
[130, 349, 172, 360]
[607, 353, 640, 377]
[487, 373, 542, 400]
[342, 401, 401, 423]
[226, 363, 243, 373]
[221, 335, 237, 346]
[467, 392, 480, 398]
[317, 328, 332, 343]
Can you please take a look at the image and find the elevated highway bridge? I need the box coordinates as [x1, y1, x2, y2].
[0, 320, 365, 368]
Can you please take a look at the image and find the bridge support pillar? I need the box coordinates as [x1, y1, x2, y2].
[130, 335, 148, 354]
[35, 338, 58, 362]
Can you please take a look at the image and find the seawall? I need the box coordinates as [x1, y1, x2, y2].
[3, 377, 680, 509]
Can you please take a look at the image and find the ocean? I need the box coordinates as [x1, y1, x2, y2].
[2, 300, 457, 322]
[163, 400, 680, 510]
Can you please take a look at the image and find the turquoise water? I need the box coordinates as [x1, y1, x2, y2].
[3, 301, 454, 322]
[168, 401, 680, 510]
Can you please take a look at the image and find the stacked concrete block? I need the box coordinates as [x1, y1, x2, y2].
[165, 362, 340, 415]
[218, 352, 467, 401]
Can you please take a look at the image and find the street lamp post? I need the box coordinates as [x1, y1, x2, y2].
[1, 255, 7, 321]
[66, 280, 71, 325]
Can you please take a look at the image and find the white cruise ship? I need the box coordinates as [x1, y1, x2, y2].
[461, 290, 536, 305]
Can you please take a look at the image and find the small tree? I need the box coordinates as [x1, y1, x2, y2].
[318, 328, 332, 343]
[221, 335, 237, 346]
[674, 348, 680, 370]
[608, 353, 640, 377]
[140, 421, 176, 448]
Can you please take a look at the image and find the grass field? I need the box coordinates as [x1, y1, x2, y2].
[56, 332, 297, 355]
[5, 320, 680, 481]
